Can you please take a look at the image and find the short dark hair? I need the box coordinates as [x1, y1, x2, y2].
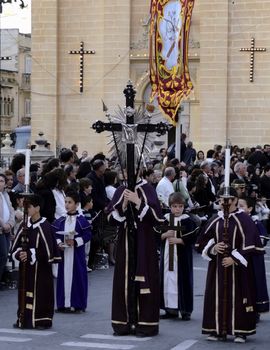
[104, 170, 117, 186]
[0, 173, 7, 183]
[79, 177, 92, 191]
[169, 192, 185, 206]
[217, 187, 238, 198]
[81, 194, 93, 208]
[28, 194, 44, 210]
[240, 196, 255, 210]
[142, 169, 154, 179]
[64, 164, 74, 176]
[60, 149, 73, 163]
[92, 159, 105, 171]
[65, 190, 80, 204]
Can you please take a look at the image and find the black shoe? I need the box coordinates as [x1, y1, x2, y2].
[181, 313, 191, 321]
[136, 331, 148, 338]
[136, 330, 158, 337]
[35, 325, 51, 330]
[113, 331, 131, 336]
[13, 323, 19, 329]
[55, 307, 74, 313]
[160, 312, 178, 319]
[0, 282, 7, 291]
[73, 308, 85, 313]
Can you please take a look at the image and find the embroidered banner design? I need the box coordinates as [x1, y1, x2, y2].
[149, 0, 195, 125]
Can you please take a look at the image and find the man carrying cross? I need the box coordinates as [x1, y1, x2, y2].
[107, 172, 164, 337]
[92, 82, 170, 337]
[159, 192, 198, 321]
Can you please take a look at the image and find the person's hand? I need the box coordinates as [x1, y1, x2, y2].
[213, 242, 227, 254]
[19, 251, 28, 262]
[16, 212, 23, 221]
[222, 257, 234, 267]
[123, 189, 141, 207]
[66, 239, 74, 247]
[168, 237, 184, 245]
[3, 223, 11, 233]
[161, 230, 175, 240]
[58, 243, 65, 251]
[123, 196, 129, 211]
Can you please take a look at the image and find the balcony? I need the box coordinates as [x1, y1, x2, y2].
[21, 73, 31, 90]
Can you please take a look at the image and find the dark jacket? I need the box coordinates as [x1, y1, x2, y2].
[87, 171, 107, 211]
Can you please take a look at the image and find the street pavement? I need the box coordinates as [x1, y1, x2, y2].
[0, 247, 270, 350]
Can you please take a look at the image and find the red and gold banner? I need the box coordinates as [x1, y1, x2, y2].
[149, 0, 195, 125]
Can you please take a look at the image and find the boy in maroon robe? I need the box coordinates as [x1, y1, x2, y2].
[12, 194, 61, 329]
[196, 187, 264, 343]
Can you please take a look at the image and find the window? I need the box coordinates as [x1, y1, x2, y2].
[25, 55, 32, 74]
[25, 99, 31, 117]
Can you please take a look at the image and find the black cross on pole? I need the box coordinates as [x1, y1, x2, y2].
[69, 41, 95, 93]
[93, 81, 170, 190]
[92, 81, 170, 329]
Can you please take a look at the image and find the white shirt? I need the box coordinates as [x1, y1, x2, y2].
[0, 192, 9, 224]
[52, 189, 66, 219]
[106, 185, 116, 201]
[156, 176, 174, 207]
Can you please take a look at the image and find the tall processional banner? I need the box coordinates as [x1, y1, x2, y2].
[149, 0, 195, 125]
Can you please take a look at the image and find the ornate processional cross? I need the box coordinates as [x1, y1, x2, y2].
[92, 81, 170, 191]
[240, 37, 266, 82]
[69, 41, 95, 93]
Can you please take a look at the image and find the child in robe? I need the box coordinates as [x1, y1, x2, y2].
[12, 194, 61, 329]
[160, 192, 198, 321]
[53, 191, 91, 313]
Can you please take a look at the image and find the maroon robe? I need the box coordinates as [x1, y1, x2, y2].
[196, 210, 264, 338]
[107, 180, 164, 336]
[12, 217, 61, 329]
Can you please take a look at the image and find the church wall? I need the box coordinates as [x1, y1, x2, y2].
[32, 0, 131, 155]
[32, 1, 270, 156]
[228, 0, 270, 147]
[56, 0, 131, 154]
[31, 0, 58, 149]
[198, 0, 229, 151]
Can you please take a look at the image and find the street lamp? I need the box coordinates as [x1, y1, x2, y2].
[0, 0, 27, 14]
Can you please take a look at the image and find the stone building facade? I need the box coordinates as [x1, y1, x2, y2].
[31, 0, 270, 155]
[0, 29, 31, 134]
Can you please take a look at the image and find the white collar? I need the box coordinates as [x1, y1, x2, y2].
[27, 217, 46, 229]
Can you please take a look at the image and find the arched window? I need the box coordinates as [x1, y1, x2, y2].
[7, 97, 11, 115]
[11, 98, 14, 115]
[3, 98, 7, 116]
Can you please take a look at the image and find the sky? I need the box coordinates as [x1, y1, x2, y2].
[0, 0, 31, 34]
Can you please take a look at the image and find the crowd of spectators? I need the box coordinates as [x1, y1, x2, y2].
[1, 140, 270, 290]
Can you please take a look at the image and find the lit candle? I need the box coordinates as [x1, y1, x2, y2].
[24, 149, 31, 186]
[224, 142, 231, 188]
